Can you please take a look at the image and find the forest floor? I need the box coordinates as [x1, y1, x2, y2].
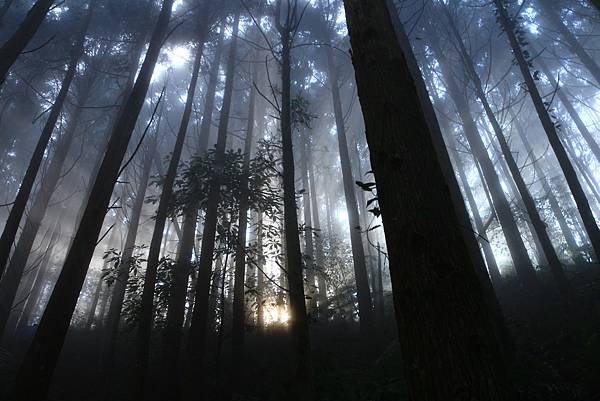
[1, 264, 599, 401]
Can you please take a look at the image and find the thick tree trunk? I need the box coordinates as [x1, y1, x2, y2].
[12, 1, 174, 399]
[495, 0, 600, 261]
[324, 42, 374, 338]
[255, 213, 266, 328]
[0, 5, 93, 279]
[342, 1, 512, 400]
[184, 13, 240, 398]
[0, 0, 54, 85]
[427, 33, 540, 291]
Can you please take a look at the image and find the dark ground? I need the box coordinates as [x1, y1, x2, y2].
[1, 263, 599, 401]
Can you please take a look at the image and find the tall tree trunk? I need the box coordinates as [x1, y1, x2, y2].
[101, 134, 158, 393]
[231, 55, 259, 395]
[0, 0, 54, 85]
[535, 57, 600, 163]
[494, 0, 600, 261]
[255, 212, 266, 328]
[0, 76, 95, 339]
[342, 1, 512, 399]
[427, 33, 539, 291]
[135, 24, 213, 401]
[0, 4, 94, 280]
[324, 39, 374, 338]
[184, 13, 240, 398]
[307, 146, 327, 315]
[156, 29, 210, 401]
[512, 117, 581, 258]
[275, 7, 313, 398]
[441, 9, 570, 294]
[300, 134, 317, 315]
[12, 1, 174, 399]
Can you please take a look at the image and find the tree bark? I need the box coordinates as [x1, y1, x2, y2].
[13, 1, 174, 399]
[0, 0, 54, 85]
[342, 1, 512, 399]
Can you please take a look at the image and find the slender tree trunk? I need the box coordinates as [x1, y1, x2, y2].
[307, 147, 327, 315]
[135, 25, 212, 401]
[276, 12, 313, 400]
[442, 10, 570, 294]
[0, 0, 54, 85]
[324, 39, 374, 338]
[7, 220, 59, 341]
[427, 33, 539, 291]
[300, 134, 317, 315]
[255, 213, 266, 328]
[343, 1, 512, 399]
[0, 5, 93, 279]
[184, 13, 240, 398]
[101, 135, 158, 392]
[0, 70, 97, 340]
[513, 118, 581, 258]
[535, 57, 600, 163]
[155, 29, 210, 401]
[13, 1, 174, 399]
[446, 129, 503, 286]
[231, 55, 259, 395]
[495, 0, 600, 261]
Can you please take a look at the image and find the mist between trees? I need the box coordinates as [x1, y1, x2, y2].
[0, 0, 599, 400]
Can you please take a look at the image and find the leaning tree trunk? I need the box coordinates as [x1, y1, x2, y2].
[0, 70, 95, 338]
[12, 1, 174, 399]
[426, 32, 540, 291]
[442, 9, 571, 295]
[135, 23, 214, 401]
[494, 0, 600, 261]
[512, 117, 581, 258]
[534, 57, 600, 163]
[342, 1, 512, 400]
[101, 133, 158, 394]
[0, 0, 55, 85]
[324, 42, 374, 337]
[184, 13, 240, 399]
[0, 4, 94, 280]
[154, 28, 210, 401]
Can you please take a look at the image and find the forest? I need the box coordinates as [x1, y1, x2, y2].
[0, 0, 599, 400]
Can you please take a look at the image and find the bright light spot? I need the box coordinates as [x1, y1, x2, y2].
[166, 46, 191, 68]
[263, 303, 290, 325]
[336, 208, 348, 224]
